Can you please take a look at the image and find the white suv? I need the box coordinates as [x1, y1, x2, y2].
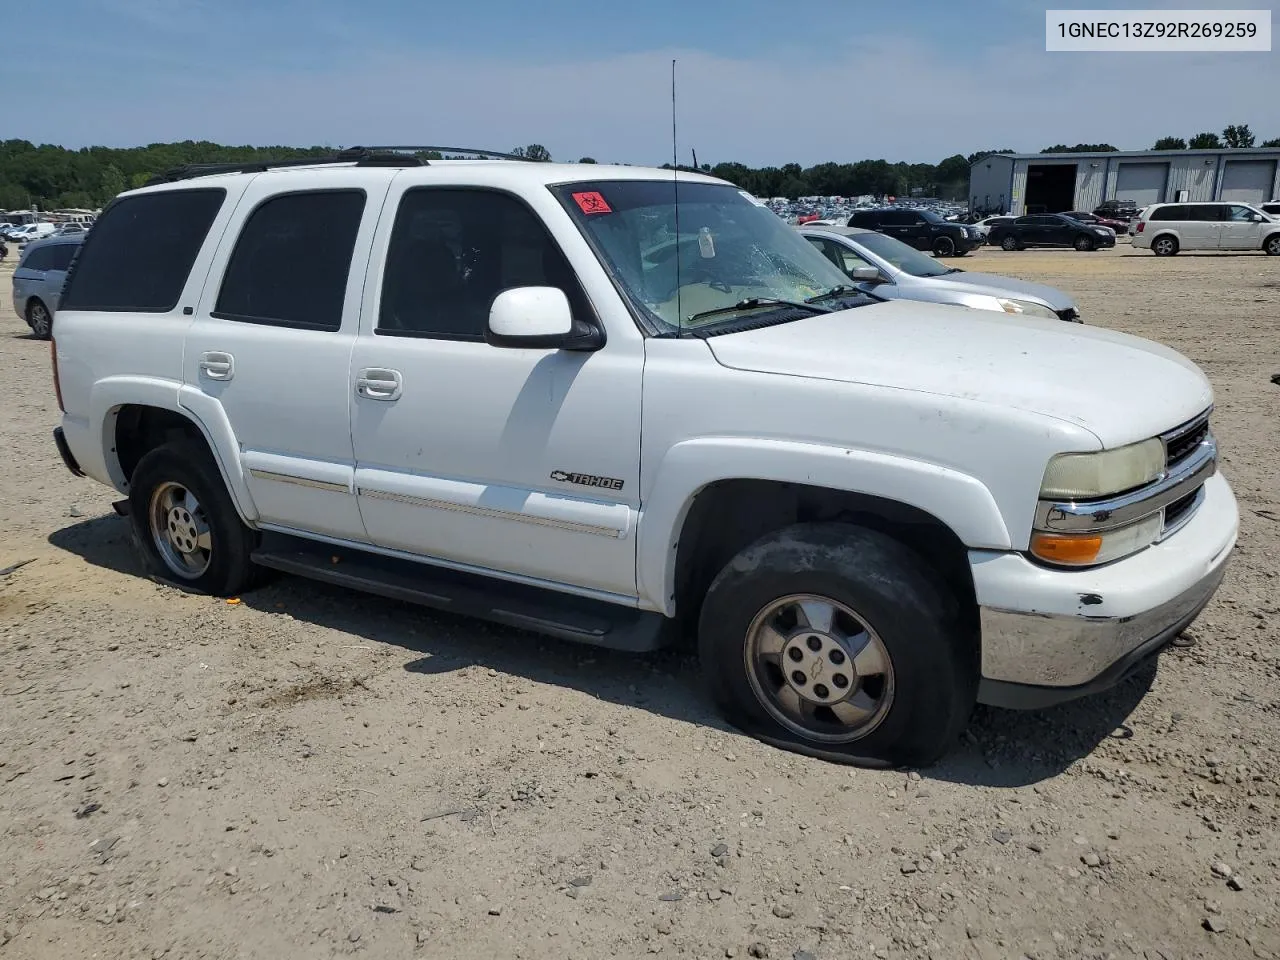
[1132, 201, 1280, 256]
[49, 149, 1239, 767]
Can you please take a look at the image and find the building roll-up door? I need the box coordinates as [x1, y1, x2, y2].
[1114, 163, 1169, 207]
[1220, 160, 1277, 204]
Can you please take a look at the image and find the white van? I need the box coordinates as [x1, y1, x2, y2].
[1132, 201, 1280, 256]
[9, 222, 56, 244]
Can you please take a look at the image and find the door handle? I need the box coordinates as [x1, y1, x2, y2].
[356, 368, 403, 401]
[199, 351, 234, 380]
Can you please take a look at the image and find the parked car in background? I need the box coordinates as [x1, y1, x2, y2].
[987, 214, 1117, 252]
[6, 222, 56, 245]
[1061, 210, 1125, 233]
[1093, 199, 1140, 221]
[51, 222, 90, 237]
[11, 234, 83, 339]
[800, 225, 1083, 322]
[1131, 202, 1280, 256]
[1260, 202, 1280, 217]
[846, 207, 980, 257]
[969, 215, 1014, 241]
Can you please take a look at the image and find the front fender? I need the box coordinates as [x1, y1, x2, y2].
[637, 437, 1010, 615]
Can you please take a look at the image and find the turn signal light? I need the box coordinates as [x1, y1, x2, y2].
[1030, 532, 1103, 566]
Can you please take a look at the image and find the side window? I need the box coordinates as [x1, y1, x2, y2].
[1014, 216, 1036, 225]
[378, 188, 593, 340]
[48, 244, 78, 271]
[848, 213, 873, 227]
[1227, 205, 1257, 222]
[1150, 205, 1181, 221]
[60, 189, 225, 313]
[805, 236, 843, 270]
[214, 190, 365, 331]
[21, 246, 54, 271]
[1190, 205, 1225, 222]
[834, 244, 873, 274]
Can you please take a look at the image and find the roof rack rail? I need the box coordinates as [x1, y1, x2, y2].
[143, 145, 534, 186]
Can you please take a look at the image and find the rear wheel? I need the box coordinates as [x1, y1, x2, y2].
[128, 440, 261, 596]
[1264, 234, 1280, 256]
[26, 299, 52, 339]
[1001, 235, 1020, 251]
[932, 236, 956, 257]
[1152, 234, 1179, 256]
[1073, 235, 1095, 252]
[696, 522, 976, 768]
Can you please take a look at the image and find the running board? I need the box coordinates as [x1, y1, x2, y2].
[249, 533, 670, 652]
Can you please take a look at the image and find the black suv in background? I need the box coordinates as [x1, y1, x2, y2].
[1093, 199, 1140, 221]
[846, 208, 979, 257]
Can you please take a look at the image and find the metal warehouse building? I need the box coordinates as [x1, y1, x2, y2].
[969, 148, 1280, 216]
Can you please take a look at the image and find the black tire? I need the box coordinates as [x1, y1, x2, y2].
[26, 299, 52, 340]
[932, 236, 956, 257]
[1151, 234, 1179, 256]
[1264, 234, 1280, 256]
[1073, 234, 1095, 252]
[696, 522, 976, 768]
[1000, 235, 1020, 251]
[127, 440, 261, 596]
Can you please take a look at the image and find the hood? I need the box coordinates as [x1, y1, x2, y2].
[934, 271, 1077, 310]
[705, 299, 1212, 447]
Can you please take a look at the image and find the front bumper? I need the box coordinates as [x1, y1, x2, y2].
[972, 471, 1238, 709]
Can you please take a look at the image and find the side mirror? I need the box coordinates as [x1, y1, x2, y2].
[485, 286, 603, 351]
[846, 265, 883, 283]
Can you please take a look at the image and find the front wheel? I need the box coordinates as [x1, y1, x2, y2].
[1074, 235, 1095, 252]
[128, 440, 261, 596]
[1000, 235, 1020, 251]
[697, 522, 976, 768]
[932, 236, 956, 257]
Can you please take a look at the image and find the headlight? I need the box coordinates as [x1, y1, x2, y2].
[1094, 228, 1109, 235]
[995, 297, 1059, 320]
[1039, 438, 1165, 499]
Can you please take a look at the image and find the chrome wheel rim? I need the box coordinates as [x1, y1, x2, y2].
[149, 481, 212, 579]
[1266, 237, 1280, 255]
[29, 303, 50, 337]
[1155, 238, 1174, 255]
[744, 593, 895, 744]
[1002, 237, 1017, 250]
[1075, 237, 1090, 250]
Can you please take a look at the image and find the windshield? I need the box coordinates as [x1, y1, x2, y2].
[848, 231, 952, 277]
[551, 180, 864, 332]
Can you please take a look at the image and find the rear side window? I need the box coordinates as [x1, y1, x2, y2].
[1190, 205, 1228, 222]
[213, 190, 365, 331]
[847, 212, 876, 227]
[60, 189, 225, 313]
[48, 244, 78, 271]
[20, 246, 55, 271]
[1149, 205, 1184, 221]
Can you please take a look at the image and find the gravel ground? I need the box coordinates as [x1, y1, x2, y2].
[1, 242, 1278, 960]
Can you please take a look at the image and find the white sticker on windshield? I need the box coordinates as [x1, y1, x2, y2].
[697, 226, 716, 259]
[738, 190, 767, 207]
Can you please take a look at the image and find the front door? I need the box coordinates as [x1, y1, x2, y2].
[348, 185, 643, 599]
[181, 173, 390, 541]
[1219, 204, 1265, 250]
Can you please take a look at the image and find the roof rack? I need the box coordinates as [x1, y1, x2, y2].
[144, 145, 533, 186]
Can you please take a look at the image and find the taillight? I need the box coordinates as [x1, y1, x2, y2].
[52, 338, 64, 412]
[1135, 222, 1145, 233]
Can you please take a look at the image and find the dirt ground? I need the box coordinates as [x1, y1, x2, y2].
[1, 241, 1278, 960]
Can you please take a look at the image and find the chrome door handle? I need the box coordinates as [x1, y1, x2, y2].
[199, 351, 234, 380]
[356, 368, 402, 401]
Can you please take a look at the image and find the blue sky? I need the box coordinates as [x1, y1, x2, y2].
[7, 0, 1276, 166]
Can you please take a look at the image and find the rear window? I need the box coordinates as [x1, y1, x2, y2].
[60, 189, 225, 313]
[19, 246, 55, 271]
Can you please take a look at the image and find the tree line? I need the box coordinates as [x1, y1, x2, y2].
[2, 122, 1277, 210]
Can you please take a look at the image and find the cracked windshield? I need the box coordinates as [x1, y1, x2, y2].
[554, 180, 863, 331]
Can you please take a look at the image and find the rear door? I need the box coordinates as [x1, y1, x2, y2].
[13, 244, 55, 317]
[180, 172, 392, 541]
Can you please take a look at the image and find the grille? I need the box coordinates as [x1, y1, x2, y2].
[1163, 411, 1210, 469]
[1163, 490, 1198, 530]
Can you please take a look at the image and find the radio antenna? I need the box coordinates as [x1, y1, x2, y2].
[672, 58, 683, 333]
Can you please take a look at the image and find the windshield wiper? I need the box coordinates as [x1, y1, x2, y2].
[805, 284, 861, 303]
[687, 297, 831, 324]
[942, 267, 964, 274]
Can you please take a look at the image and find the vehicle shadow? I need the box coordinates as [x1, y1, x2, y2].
[48, 514, 1155, 787]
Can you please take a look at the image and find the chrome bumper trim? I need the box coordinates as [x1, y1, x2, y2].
[1034, 435, 1215, 534]
[978, 555, 1229, 688]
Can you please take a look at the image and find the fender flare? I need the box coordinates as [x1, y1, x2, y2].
[636, 437, 1011, 615]
[88, 376, 260, 523]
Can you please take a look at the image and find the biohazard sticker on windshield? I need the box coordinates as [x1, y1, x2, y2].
[572, 191, 613, 215]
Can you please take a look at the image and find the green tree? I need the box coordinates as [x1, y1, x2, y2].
[1261, 137, 1280, 148]
[1189, 132, 1222, 149]
[1152, 136, 1187, 150]
[1041, 143, 1117, 153]
[1222, 124, 1255, 148]
[578, 156, 597, 163]
[99, 164, 127, 204]
[509, 144, 552, 162]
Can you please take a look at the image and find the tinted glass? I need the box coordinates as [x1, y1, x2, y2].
[1014, 216, 1036, 225]
[1192, 205, 1228, 222]
[61, 189, 225, 313]
[884, 210, 919, 225]
[1149, 205, 1184, 221]
[1227, 205, 1258, 222]
[379, 188, 592, 340]
[20, 246, 54, 271]
[847, 212, 878, 227]
[48, 244, 78, 271]
[214, 190, 365, 331]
